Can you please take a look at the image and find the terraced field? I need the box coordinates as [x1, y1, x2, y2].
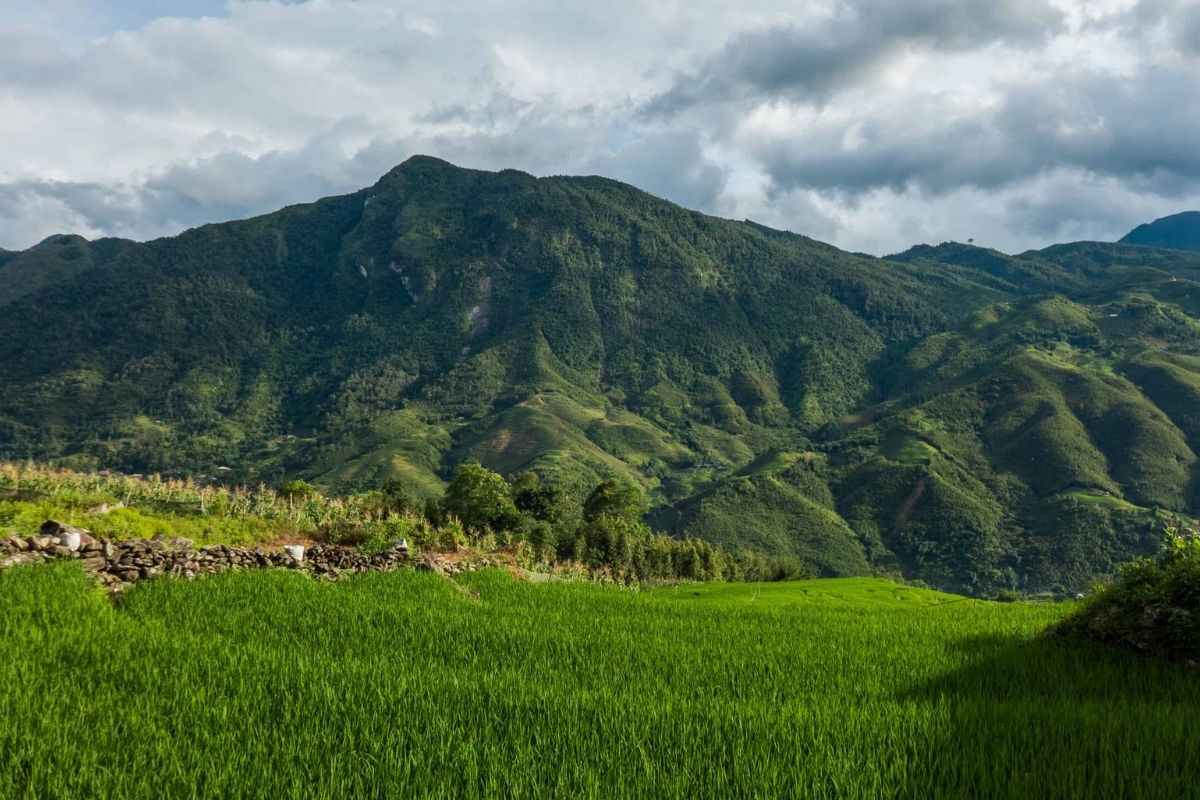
[2, 565, 1196, 798]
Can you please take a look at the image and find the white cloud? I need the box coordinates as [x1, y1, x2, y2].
[0, 0, 1198, 254]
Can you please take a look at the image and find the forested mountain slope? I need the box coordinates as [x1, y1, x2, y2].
[3, 156, 1198, 593]
[1120, 211, 1200, 252]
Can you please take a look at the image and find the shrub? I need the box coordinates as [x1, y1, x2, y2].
[1051, 524, 1200, 662]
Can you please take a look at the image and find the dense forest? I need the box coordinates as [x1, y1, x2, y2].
[4, 156, 1200, 595]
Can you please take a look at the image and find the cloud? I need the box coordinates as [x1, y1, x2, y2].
[645, 0, 1065, 114]
[585, 130, 729, 211]
[744, 64, 1200, 201]
[1, 0, 1200, 257]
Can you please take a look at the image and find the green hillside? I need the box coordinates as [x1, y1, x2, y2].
[3, 157, 1200, 593]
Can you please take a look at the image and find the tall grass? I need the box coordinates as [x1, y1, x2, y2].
[0, 461, 447, 549]
[1, 563, 1196, 798]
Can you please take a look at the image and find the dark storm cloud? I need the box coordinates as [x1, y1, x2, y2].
[1103, 0, 1200, 55]
[645, 0, 1065, 114]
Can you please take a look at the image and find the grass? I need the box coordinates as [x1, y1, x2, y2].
[1062, 490, 1143, 512]
[0, 462, 441, 550]
[879, 431, 937, 465]
[653, 576, 960, 607]
[2, 564, 1197, 798]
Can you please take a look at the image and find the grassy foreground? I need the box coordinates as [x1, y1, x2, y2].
[2, 565, 1197, 799]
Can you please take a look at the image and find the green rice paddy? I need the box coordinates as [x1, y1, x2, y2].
[1, 564, 1196, 798]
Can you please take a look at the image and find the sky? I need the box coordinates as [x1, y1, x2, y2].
[1, 0, 1199, 255]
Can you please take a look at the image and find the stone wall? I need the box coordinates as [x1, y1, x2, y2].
[0, 521, 506, 592]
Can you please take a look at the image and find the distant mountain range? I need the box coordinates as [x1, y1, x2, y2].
[1119, 211, 1200, 253]
[3, 155, 1200, 594]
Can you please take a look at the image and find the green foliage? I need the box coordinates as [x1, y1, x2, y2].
[442, 461, 520, 533]
[582, 479, 646, 523]
[280, 479, 316, 498]
[1054, 524, 1200, 661]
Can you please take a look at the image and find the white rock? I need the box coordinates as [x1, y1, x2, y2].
[56, 530, 82, 552]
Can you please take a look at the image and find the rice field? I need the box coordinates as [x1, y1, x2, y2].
[1, 563, 1196, 798]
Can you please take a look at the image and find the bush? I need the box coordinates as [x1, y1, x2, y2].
[1052, 524, 1200, 662]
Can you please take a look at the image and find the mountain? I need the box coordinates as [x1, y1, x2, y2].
[2, 155, 1199, 594]
[1120, 211, 1200, 252]
[0, 234, 133, 307]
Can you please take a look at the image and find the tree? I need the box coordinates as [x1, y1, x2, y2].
[583, 479, 646, 523]
[379, 478, 415, 514]
[281, 479, 316, 499]
[515, 472, 578, 530]
[442, 461, 519, 533]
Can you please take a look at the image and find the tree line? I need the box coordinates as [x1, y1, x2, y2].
[376, 462, 809, 584]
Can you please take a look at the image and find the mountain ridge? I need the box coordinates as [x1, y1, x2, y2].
[2, 156, 1198, 594]
[1119, 211, 1200, 252]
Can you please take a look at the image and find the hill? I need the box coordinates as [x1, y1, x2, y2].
[1120, 211, 1200, 252]
[2, 157, 1200, 593]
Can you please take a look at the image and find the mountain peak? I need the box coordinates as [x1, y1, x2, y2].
[32, 233, 89, 249]
[1119, 211, 1200, 252]
[885, 241, 1005, 262]
[373, 154, 474, 186]
[396, 154, 459, 171]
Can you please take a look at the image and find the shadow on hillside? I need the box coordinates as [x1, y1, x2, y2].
[895, 634, 1198, 800]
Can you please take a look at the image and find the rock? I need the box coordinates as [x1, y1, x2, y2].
[40, 520, 91, 552]
[79, 556, 106, 571]
[6, 535, 27, 551]
[283, 544, 305, 563]
[50, 545, 75, 559]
